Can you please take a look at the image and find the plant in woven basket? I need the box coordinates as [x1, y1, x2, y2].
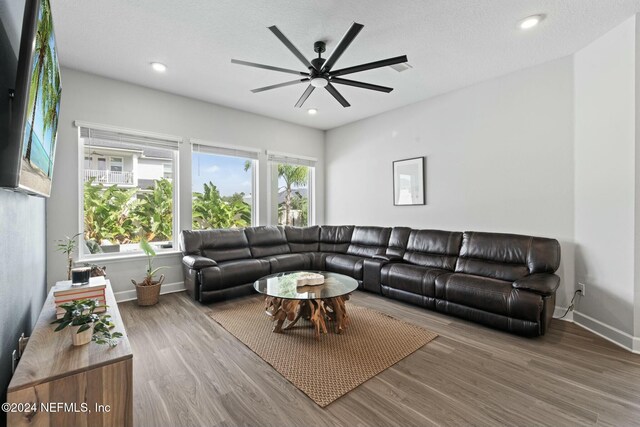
[51, 299, 123, 347]
[131, 238, 167, 306]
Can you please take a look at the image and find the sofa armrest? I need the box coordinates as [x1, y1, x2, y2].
[182, 255, 217, 269]
[372, 254, 403, 262]
[513, 273, 560, 296]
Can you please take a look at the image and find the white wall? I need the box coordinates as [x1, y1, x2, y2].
[47, 68, 324, 299]
[326, 57, 576, 308]
[574, 16, 637, 336]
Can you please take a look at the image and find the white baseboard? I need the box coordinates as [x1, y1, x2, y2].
[114, 281, 186, 302]
[572, 311, 640, 354]
[553, 306, 573, 322]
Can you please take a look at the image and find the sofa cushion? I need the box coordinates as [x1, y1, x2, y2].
[245, 226, 291, 258]
[319, 225, 354, 253]
[284, 226, 320, 252]
[402, 229, 462, 270]
[380, 263, 449, 297]
[435, 273, 542, 322]
[324, 253, 364, 280]
[455, 231, 560, 281]
[386, 227, 412, 258]
[199, 258, 270, 291]
[346, 226, 392, 257]
[261, 253, 311, 273]
[181, 229, 252, 262]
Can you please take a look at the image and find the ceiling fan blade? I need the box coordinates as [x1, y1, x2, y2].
[330, 55, 408, 77]
[321, 22, 364, 73]
[330, 77, 393, 93]
[251, 78, 310, 93]
[231, 59, 309, 76]
[268, 26, 314, 70]
[325, 83, 350, 107]
[294, 85, 315, 108]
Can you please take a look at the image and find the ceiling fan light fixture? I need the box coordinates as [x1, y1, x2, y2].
[310, 77, 328, 88]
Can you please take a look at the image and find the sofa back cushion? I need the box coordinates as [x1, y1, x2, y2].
[284, 226, 320, 252]
[455, 231, 561, 281]
[180, 229, 252, 262]
[403, 229, 462, 270]
[245, 226, 291, 258]
[386, 227, 412, 258]
[319, 225, 354, 253]
[346, 226, 392, 257]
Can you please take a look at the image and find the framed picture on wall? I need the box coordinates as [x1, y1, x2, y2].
[393, 157, 425, 206]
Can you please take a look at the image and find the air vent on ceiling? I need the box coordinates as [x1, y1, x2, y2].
[390, 62, 413, 72]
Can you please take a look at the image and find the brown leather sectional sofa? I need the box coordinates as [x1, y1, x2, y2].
[180, 225, 561, 337]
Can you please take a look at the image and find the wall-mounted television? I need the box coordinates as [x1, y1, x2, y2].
[0, 0, 61, 197]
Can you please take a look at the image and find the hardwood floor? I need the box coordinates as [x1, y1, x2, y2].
[119, 291, 640, 427]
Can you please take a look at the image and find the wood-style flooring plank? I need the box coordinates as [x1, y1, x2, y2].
[119, 291, 640, 427]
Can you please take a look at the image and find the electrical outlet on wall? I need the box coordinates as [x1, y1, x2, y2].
[578, 282, 586, 296]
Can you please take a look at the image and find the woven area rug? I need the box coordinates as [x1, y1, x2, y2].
[208, 297, 438, 407]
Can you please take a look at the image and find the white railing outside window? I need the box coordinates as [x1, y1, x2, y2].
[84, 169, 134, 185]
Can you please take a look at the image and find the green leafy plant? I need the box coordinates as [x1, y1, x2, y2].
[139, 238, 166, 286]
[277, 164, 308, 226]
[83, 178, 137, 244]
[51, 299, 123, 347]
[55, 233, 82, 280]
[192, 182, 250, 229]
[132, 178, 173, 242]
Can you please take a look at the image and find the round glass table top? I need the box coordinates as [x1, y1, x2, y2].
[253, 271, 358, 300]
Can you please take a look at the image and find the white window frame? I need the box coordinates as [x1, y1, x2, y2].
[109, 156, 123, 172]
[190, 139, 260, 228]
[266, 151, 316, 227]
[76, 122, 182, 261]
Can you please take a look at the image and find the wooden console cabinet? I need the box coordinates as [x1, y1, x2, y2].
[7, 280, 133, 427]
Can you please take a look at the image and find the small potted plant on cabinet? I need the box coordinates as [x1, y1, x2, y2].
[131, 238, 166, 306]
[55, 233, 82, 280]
[51, 299, 123, 347]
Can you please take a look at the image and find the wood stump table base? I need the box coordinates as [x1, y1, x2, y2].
[264, 295, 351, 340]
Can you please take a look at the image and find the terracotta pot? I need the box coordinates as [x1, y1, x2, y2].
[70, 324, 94, 346]
[132, 275, 164, 306]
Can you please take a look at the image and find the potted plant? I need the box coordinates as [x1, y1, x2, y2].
[51, 299, 123, 347]
[56, 233, 82, 280]
[131, 238, 165, 306]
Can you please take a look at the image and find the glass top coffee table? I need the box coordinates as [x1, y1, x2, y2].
[253, 271, 358, 340]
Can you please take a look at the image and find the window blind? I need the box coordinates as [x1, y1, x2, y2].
[79, 127, 180, 151]
[267, 152, 317, 167]
[192, 142, 259, 160]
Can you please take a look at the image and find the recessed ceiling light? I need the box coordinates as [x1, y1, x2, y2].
[519, 14, 545, 30]
[307, 108, 318, 115]
[151, 62, 167, 73]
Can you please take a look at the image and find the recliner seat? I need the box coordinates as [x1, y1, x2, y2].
[180, 225, 561, 337]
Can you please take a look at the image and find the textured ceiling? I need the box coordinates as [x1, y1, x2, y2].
[46, 0, 640, 130]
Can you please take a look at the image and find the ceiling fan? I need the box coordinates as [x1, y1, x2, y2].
[231, 22, 408, 108]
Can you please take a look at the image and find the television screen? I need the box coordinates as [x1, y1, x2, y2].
[0, 0, 60, 197]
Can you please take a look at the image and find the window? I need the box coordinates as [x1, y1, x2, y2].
[191, 142, 258, 229]
[163, 163, 172, 180]
[79, 126, 180, 257]
[268, 152, 316, 227]
[110, 157, 123, 172]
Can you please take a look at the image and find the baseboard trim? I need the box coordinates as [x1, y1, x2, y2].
[553, 306, 573, 322]
[114, 281, 186, 303]
[571, 311, 640, 354]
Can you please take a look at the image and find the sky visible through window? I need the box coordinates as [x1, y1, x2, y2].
[192, 153, 252, 196]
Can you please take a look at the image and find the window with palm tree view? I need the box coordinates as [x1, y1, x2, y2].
[271, 161, 312, 227]
[80, 129, 177, 256]
[192, 151, 254, 229]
